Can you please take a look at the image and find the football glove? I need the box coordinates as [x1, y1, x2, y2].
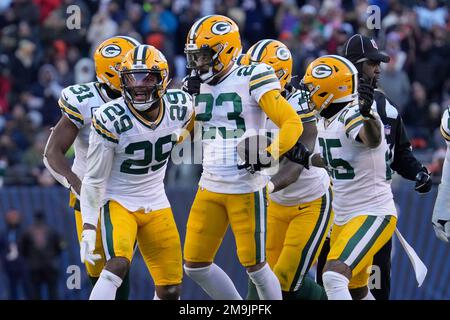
[181, 74, 201, 96]
[80, 229, 101, 265]
[285, 140, 311, 169]
[237, 150, 273, 174]
[237, 135, 274, 174]
[414, 167, 432, 194]
[358, 74, 375, 118]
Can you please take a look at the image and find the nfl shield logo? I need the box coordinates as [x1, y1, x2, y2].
[371, 39, 378, 49]
[384, 125, 391, 135]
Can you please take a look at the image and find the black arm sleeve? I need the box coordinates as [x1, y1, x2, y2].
[391, 115, 424, 181]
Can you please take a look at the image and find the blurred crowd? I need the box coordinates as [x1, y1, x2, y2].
[0, 0, 448, 187]
[0, 208, 64, 299]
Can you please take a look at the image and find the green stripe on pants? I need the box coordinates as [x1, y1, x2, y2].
[104, 201, 115, 258]
[253, 188, 267, 264]
[338, 216, 376, 261]
[349, 216, 392, 269]
[338, 216, 377, 263]
[289, 189, 330, 291]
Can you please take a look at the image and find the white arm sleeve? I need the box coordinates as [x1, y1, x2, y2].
[80, 130, 115, 227]
[432, 142, 450, 221]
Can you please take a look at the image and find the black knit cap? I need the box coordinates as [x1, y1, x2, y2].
[343, 34, 390, 64]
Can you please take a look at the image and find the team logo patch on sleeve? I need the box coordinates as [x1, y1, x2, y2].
[371, 39, 378, 49]
[211, 21, 232, 35]
[312, 64, 333, 79]
[101, 44, 122, 58]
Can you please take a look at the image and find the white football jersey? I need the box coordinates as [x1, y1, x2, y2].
[440, 107, 450, 142]
[195, 63, 281, 194]
[58, 82, 112, 180]
[317, 103, 397, 225]
[88, 89, 193, 212]
[267, 89, 330, 205]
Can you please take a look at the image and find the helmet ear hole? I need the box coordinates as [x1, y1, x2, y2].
[105, 72, 114, 78]
[318, 92, 328, 97]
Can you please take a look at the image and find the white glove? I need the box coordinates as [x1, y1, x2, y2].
[432, 184, 450, 243]
[80, 229, 102, 265]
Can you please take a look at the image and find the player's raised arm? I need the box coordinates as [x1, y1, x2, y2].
[355, 74, 382, 148]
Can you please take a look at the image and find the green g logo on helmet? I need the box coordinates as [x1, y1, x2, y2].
[276, 47, 290, 61]
[312, 64, 333, 79]
[211, 22, 232, 35]
[101, 44, 122, 58]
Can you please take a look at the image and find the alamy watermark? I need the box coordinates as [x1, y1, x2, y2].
[169, 126, 280, 174]
[367, 264, 382, 290]
[66, 5, 81, 30]
[366, 5, 381, 30]
[66, 265, 81, 290]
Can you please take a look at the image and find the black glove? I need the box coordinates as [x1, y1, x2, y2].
[415, 166, 432, 193]
[237, 135, 273, 174]
[285, 140, 311, 169]
[358, 74, 375, 118]
[181, 74, 201, 96]
[237, 151, 273, 174]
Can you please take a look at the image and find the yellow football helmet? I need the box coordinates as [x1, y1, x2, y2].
[185, 15, 242, 84]
[119, 44, 170, 111]
[244, 39, 293, 89]
[235, 53, 248, 66]
[302, 55, 358, 113]
[94, 36, 141, 92]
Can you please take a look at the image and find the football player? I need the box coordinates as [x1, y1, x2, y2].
[291, 55, 397, 300]
[432, 107, 450, 243]
[182, 15, 304, 300]
[241, 39, 332, 300]
[79, 45, 193, 300]
[43, 36, 140, 299]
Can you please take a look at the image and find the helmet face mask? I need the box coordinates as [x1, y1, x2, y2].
[120, 45, 170, 112]
[298, 80, 316, 112]
[121, 70, 164, 111]
[185, 46, 217, 79]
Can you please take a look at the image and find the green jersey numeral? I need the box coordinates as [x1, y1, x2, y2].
[69, 84, 94, 103]
[120, 135, 174, 175]
[101, 103, 133, 133]
[195, 92, 246, 139]
[236, 65, 256, 77]
[319, 138, 355, 180]
[385, 150, 392, 180]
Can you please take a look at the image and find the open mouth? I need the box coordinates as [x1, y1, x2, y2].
[133, 89, 148, 102]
